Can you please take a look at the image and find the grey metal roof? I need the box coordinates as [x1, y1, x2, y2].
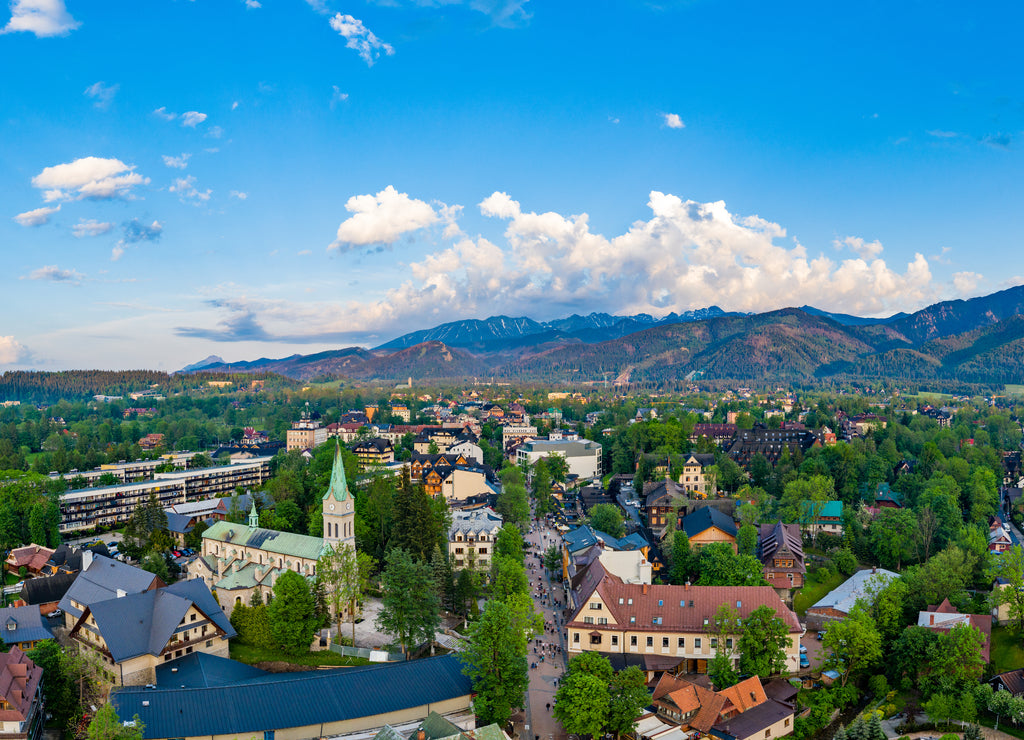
[0, 606, 54, 645]
[165, 512, 194, 535]
[112, 653, 473, 739]
[58, 555, 158, 619]
[809, 568, 899, 615]
[81, 577, 235, 663]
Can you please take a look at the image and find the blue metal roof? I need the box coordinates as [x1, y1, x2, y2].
[155, 651, 268, 688]
[112, 653, 473, 739]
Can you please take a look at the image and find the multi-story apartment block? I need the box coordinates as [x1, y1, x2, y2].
[515, 437, 602, 480]
[286, 408, 328, 451]
[58, 457, 272, 533]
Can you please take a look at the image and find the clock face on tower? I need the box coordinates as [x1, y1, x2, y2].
[347, 502, 351, 511]
[329, 504, 335, 511]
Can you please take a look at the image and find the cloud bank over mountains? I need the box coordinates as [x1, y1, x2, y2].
[185, 187, 950, 346]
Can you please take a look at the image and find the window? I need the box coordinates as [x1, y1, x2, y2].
[694, 638, 702, 649]
[662, 637, 669, 648]
[478, 548, 487, 554]
[764, 731, 771, 738]
[619, 598, 624, 604]
[598, 618, 608, 625]
[652, 617, 662, 625]
[455, 547, 464, 554]
[628, 598, 633, 605]
[646, 636, 653, 647]
[206, 640, 213, 647]
[711, 638, 718, 649]
[590, 602, 602, 610]
[584, 617, 594, 625]
[590, 634, 602, 645]
[677, 637, 685, 648]
[726, 638, 733, 649]
[658, 600, 663, 606]
[784, 719, 790, 727]
[630, 636, 637, 646]
[630, 616, 635, 624]
[611, 635, 618, 646]
[680, 600, 686, 607]
[190, 613, 197, 622]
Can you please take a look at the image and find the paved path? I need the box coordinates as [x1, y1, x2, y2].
[521, 510, 570, 740]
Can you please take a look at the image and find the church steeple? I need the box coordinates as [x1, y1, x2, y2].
[248, 502, 259, 528]
[323, 440, 350, 503]
[322, 440, 355, 549]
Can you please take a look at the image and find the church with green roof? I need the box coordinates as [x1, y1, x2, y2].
[186, 441, 356, 616]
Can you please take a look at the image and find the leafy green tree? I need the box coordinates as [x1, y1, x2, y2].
[695, 542, 768, 586]
[543, 544, 562, 578]
[554, 672, 610, 738]
[496, 464, 530, 530]
[736, 524, 757, 557]
[460, 596, 541, 726]
[139, 552, 170, 583]
[607, 666, 650, 737]
[266, 569, 319, 655]
[376, 547, 440, 656]
[565, 651, 615, 682]
[904, 546, 975, 614]
[495, 524, 525, 563]
[87, 704, 144, 740]
[831, 547, 858, 577]
[392, 471, 443, 561]
[432, 545, 456, 612]
[318, 544, 377, 645]
[669, 531, 692, 585]
[27, 640, 78, 730]
[868, 508, 918, 570]
[491, 555, 530, 602]
[589, 503, 625, 538]
[991, 545, 1024, 630]
[924, 622, 985, 692]
[917, 473, 963, 550]
[822, 606, 882, 687]
[924, 693, 956, 728]
[737, 604, 790, 677]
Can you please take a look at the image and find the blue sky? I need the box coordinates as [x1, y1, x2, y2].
[2, 0, 1023, 371]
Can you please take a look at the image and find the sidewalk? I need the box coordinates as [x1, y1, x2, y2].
[522, 511, 570, 740]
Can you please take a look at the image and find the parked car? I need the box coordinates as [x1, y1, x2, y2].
[172, 550, 181, 558]
[799, 644, 807, 654]
[799, 654, 810, 669]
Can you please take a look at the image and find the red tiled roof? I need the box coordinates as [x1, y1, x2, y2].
[570, 575, 801, 634]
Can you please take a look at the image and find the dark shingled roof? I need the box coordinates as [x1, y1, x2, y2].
[682, 507, 737, 539]
[20, 572, 77, 606]
[112, 653, 473, 739]
[710, 699, 793, 740]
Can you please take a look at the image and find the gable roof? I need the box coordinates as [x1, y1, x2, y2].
[0, 647, 43, 724]
[757, 522, 805, 572]
[112, 653, 472, 739]
[0, 606, 54, 645]
[58, 555, 159, 619]
[572, 575, 801, 634]
[809, 568, 898, 615]
[202, 520, 328, 561]
[323, 440, 351, 502]
[78, 578, 234, 663]
[801, 500, 843, 520]
[645, 478, 687, 508]
[20, 571, 78, 606]
[682, 507, 737, 539]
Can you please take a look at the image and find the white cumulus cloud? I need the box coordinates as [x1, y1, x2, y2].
[0, 336, 29, 365]
[14, 204, 60, 226]
[180, 111, 208, 128]
[72, 219, 114, 238]
[84, 81, 119, 109]
[663, 113, 685, 129]
[1, 0, 79, 37]
[835, 235, 884, 260]
[162, 153, 191, 169]
[23, 265, 84, 283]
[953, 271, 982, 293]
[329, 13, 394, 65]
[31, 157, 148, 201]
[230, 191, 248, 200]
[330, 186, 440, 249]
[170, 175, 211, 204]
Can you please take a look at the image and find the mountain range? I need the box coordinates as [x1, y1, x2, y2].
[182, 285, 1024, 386]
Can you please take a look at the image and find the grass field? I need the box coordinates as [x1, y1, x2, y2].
[793, 569, 845, 618]
[229, 642, 371, 668]
[990, 625, 1024, 674]
[1005, 385, 1024, 398]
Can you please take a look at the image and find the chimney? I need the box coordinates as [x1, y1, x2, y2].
[116, 589, 126, 598]
[684, 581, 691, 590]
[643, 584, 649, 595]
[872, 567, 877, 574]
[418, 731, 425, 740]
[81, 549, 93, 572]
[930, 614, 935, 626]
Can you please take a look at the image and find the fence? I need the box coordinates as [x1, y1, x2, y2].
[328, 643, 406, 662]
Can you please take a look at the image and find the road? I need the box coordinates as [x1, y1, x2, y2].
[521, 511, 570, 740]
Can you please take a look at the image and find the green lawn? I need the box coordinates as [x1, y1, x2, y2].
[229, 642, 371, 668]
[990, 625, 1024, 674]
[1005, 385, 1024, 399]
[793, 569, 845, 618]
